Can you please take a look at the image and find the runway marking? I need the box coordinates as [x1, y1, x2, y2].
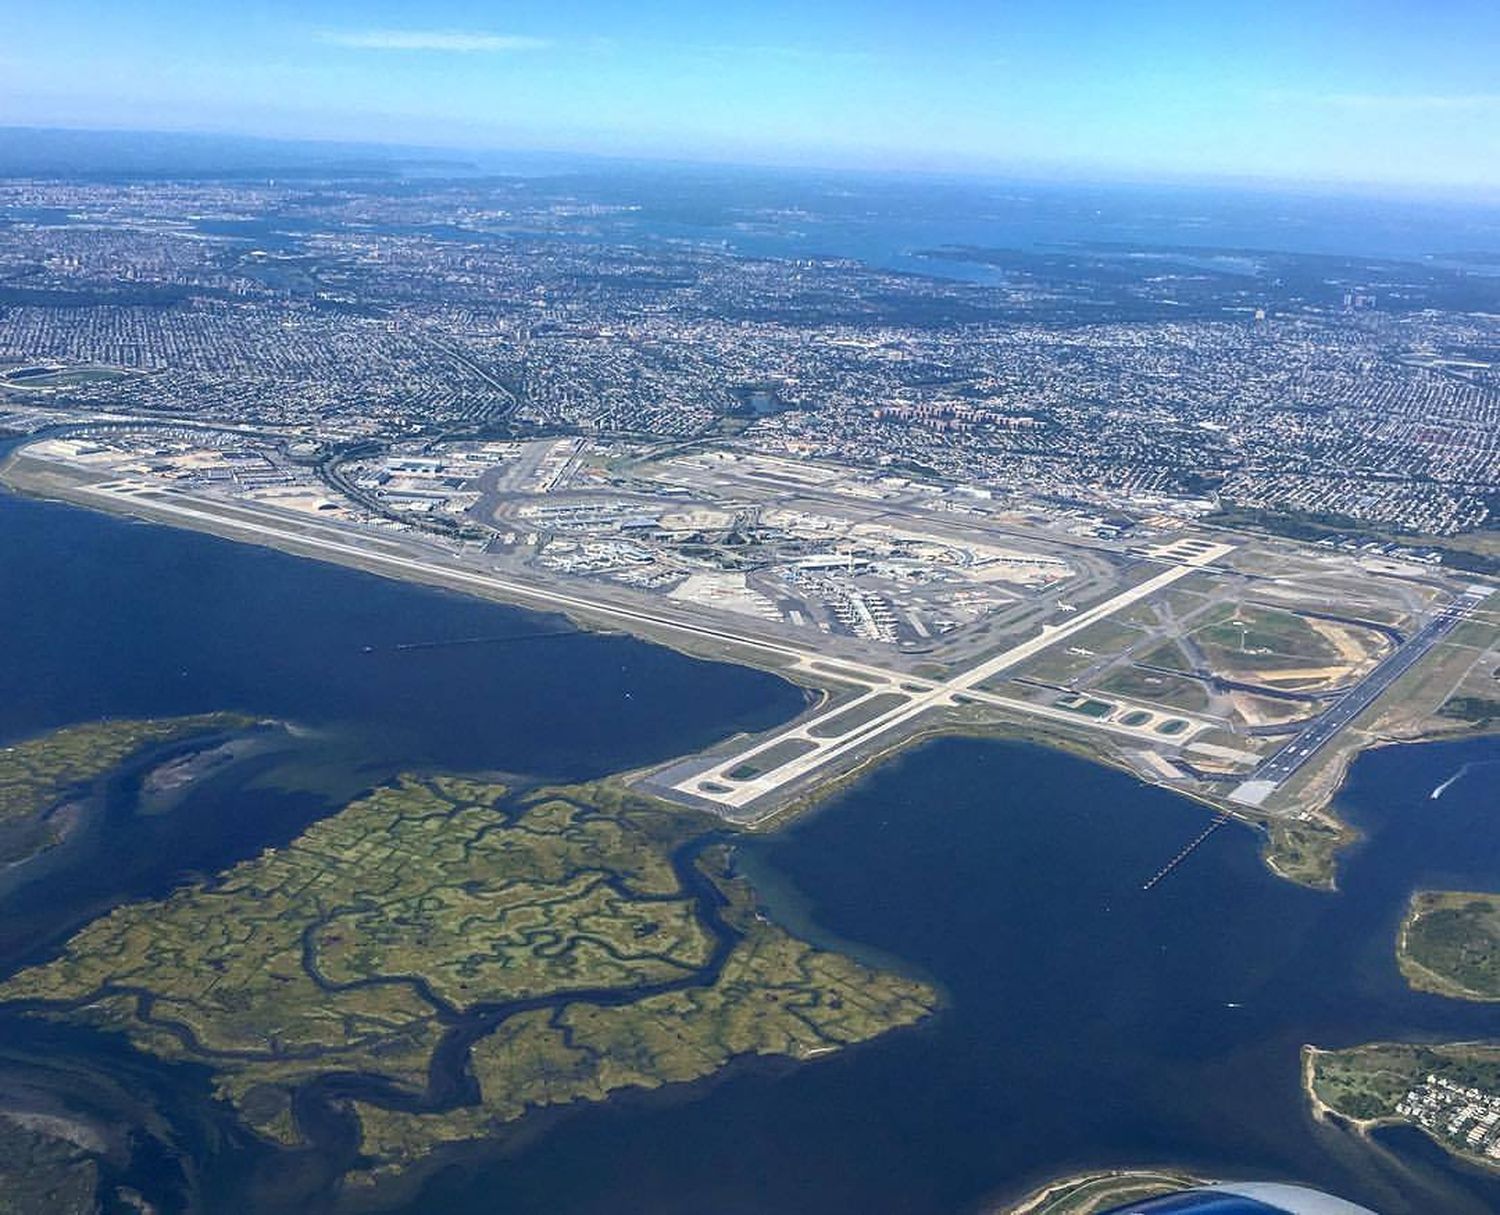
[678, 543, 1233, 810]
[1227, 585, 1492, 807]
[63, 474, 1232, 818]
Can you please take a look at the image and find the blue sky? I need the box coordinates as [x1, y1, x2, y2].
[4, 1, 1498, 190]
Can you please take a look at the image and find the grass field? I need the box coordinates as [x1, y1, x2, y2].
[1096, 665, 1211, 713]
[1307, 1040, 1500, 1124]
[1399, 891, 1500, 1001]
[1188, 603, 1388, 689]
[1194, 604, 1340, 666]
[1011, 618, 1148, 685]
[1135, 638, 1194, 674]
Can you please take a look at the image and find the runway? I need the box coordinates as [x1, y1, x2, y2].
[1230, 585, 1491, 807]
[672, 539, 1234, 814]
[55, 474, 1235, 821]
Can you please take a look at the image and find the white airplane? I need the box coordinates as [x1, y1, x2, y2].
[1102, 1181, 1376, 1214]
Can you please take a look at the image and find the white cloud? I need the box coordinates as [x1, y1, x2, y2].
[319, 29, 551, 53]
[680, 42, 879, 65]
[1323, 93, 1500, 113]
[1265, 89, 1500, 114]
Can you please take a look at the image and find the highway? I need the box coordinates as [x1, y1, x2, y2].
[1231, 585, 1491, 804]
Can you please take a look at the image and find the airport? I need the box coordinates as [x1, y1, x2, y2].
[6, 428, 1492, 873]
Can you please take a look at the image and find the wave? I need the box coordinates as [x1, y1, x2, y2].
[1427, 761, 1495, 800]
[1429, 766, 1468, 800]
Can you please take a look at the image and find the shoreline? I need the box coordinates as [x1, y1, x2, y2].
[1301, 1043, 1500, 1175]
[1302, 1046, 1342, 1126]
[4, 447, 1491, 891]
[0, 451, 1202, 809]
[1396, 891, 1500, 1003]
[997, 1166, 1203, 1214]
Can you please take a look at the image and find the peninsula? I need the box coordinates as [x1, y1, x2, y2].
[0, 713, 255, 867]
[1398, 890, 1500, 1001]
[1305, 891, 1500, 1170]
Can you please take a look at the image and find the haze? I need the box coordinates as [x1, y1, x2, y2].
[4, 0, 1499, 191]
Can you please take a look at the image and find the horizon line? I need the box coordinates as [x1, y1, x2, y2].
[2, 120, 1499, 207]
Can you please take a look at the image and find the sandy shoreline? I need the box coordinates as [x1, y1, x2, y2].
[998, 1166, 1203, 1214]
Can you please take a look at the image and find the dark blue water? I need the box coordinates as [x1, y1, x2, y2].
[1, 484, 1497, 1214]
[0, 484, 805, 990]
[0, 489, 802, 774]
[412, 735, 1500, 1215]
